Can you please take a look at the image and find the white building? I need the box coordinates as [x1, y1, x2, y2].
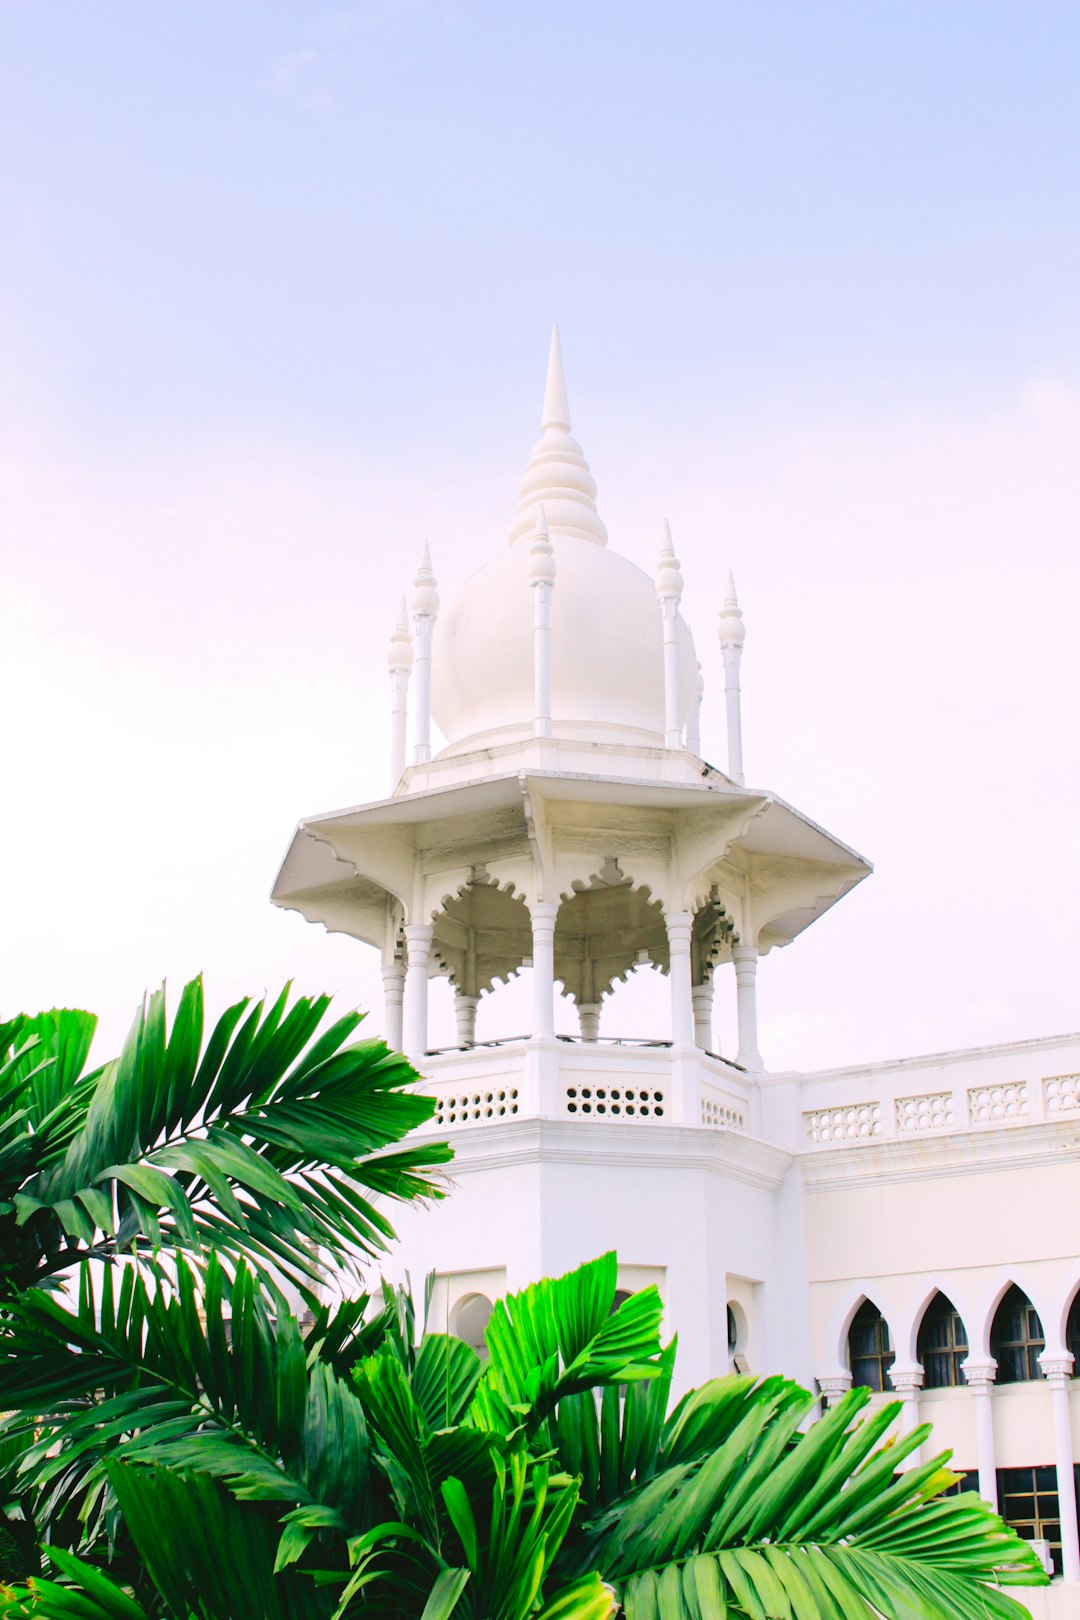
[273, 332, 1080, 1609]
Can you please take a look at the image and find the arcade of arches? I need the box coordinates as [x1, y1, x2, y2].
[838, 1286, 1080, 1577]
[392, 865, 753, 1063]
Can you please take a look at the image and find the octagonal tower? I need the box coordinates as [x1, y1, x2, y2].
[272, 332, 871, 1389]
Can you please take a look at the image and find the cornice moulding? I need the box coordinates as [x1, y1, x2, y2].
[801, 1117, 1080, 1191]
[433, 1117, 793, 1190]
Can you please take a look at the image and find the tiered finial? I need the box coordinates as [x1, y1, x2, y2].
[529, 504, 556, 587]
[718, 570, 745, 648]
[655, 519, 684, 600]
[412, 541, 440, 620]
[388, 598, 413, 673]
[509, 327, 608, 548]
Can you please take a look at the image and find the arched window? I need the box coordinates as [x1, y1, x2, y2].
[450, 1293, 494, 1356]
[848, 1300, 895, 1391]
[727, 1305, 738, 1354]
[990, 1286, 1045, 1383]
[1066, 1291, 1080, 1372]
[917, 1292, 969, 1388]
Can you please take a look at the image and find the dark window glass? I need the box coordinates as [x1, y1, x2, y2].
[727, 1305, 738, 1353]
[848, 1300, 894, 1392]
[1066, 1293, 1080, 1373]
[917, 1292, 969, 1388]
[941, 1473, 981, 1498]
[990, 1286, 1045, 1383]
[997, 1466, 1063, 1575]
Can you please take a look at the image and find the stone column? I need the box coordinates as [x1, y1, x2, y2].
[411, 544, 439, 766]
[530, 902, 559, 1039]
[1040, 1352, 1080, 1584]
[888, 1365, 924, 1466]
[454, 993, 480, 1048]
[664, 911, 695, 1046]
[578, 1004, 601, 1042]
[530, 507, 555, 739]
[718, 572, 745, 787]
[387, 602, 412, 790]
[656, 523, 684, 751]
[732, 944, 764, 1072]
[402, 924, 433, 1062]
[962, 1359, 998, 1510]
[381, 959, 405, 1052]
[685, 663, 704, 755]
[691, 982, 714, 1052]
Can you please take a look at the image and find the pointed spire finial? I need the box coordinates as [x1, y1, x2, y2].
[509, 328, 607, 546]
[412, 542, 439, 619]
[541, 325, 571, 433]
[719, 570, 744, 647]
[655, 519, 684, 600]
[530, 503, 556, 586]
[388, 597, 414, 672]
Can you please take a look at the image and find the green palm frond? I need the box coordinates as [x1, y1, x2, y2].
[2, 977, 450, 1299]
[106, 1462, 333, 1620]
[473, 1254, 665, 1440]
[0, 1254, 375, 1562]
[0, 1545, 150, 1620]
[570, 1381, 1043, 1619]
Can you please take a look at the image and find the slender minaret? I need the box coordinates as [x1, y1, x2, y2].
[387, 598, 413, 790]
[411, 542, 439, 765]
[718, 570, 745, 786]
[656, 521, 684, 750]
[530, 505, 555, 737]
[686, 662, 704, 756]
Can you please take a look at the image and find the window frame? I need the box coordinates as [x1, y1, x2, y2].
[917, 1292, 969, 1389]
[996, 1466, 1065, 1576]
[990, 1286, 1045, 1384]
[848, 1299, 895, 1393]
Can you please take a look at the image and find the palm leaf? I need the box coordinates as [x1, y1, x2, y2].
[571, 1374, 1045, 1619]
[0, 1255, 374, 1559]
[3, 978, 450, 1300]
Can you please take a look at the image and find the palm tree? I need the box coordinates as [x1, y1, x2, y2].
[0, 1245, 1046, 1620]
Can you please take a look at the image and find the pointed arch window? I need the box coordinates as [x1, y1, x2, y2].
[917, 1293, 969, 1388]
[990, 1286, 1045, 1383]
[848, 1301, 895, 1392]
[1066, 1291, 1080, 1374]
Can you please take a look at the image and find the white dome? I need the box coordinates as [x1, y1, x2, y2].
[432, 535, 696, 753]
[428, 330, 698, 757]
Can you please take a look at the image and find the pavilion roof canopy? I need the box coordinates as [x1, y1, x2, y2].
[271, 770, 871, 959]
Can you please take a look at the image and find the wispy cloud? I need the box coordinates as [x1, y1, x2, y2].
[261, 1, 451, 110]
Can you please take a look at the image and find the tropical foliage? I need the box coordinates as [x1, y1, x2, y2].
[0, 983, 1048, 1619]
[0, 978, 449, 1301]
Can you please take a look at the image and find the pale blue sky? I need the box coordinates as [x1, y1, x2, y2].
[2, 2, 1079, 1065]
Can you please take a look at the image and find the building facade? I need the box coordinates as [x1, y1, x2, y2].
[273, 333, 1080, 1611]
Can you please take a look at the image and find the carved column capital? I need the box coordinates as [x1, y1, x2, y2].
[961, 1358, 997, 1392]
[817, 1372, 853, 1407]
[1039, 1351, 1075, 1387]
[889, 1363, 925, 1398]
